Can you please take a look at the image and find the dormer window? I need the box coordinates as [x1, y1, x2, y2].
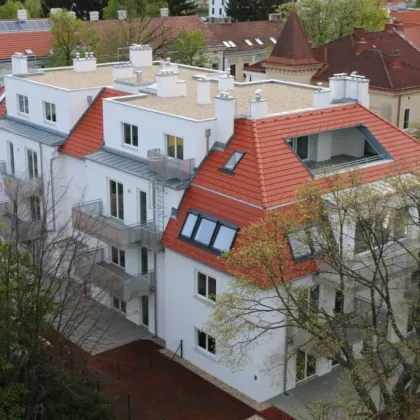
[255, 38, 263, 45]
[228, 40, 236, 47]
[244, 39, 253, 46]
[287, 136, 309, 160]
[223, 41, 231, 48]
[223, 151, 244, 172]
[180, 210, 238, 253]
[270, 37, 277, 44]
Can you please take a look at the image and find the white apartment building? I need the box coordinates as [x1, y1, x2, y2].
[0, 47, 419, 406]
[209, 0, 228, 18]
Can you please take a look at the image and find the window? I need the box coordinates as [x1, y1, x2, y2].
[288, 225, 324, 261]
[394, 207, 409, 240]
[18, 94, 29, 114]
[141, 247, 148, 274]
[8, 142, 15, 175]
[197, 329, 216, 355]
[222, 41, 231, 48]
[139, 190, 147, 224]
[212, 7, 214, 15]
[219, 8, 222, 15]
[296, 350, 316, 382]
[111, 246, 125, 268]
[181, 211, 238, 253]
[223, 151, 244, 172]
[44, 102, 56, 122]
[212, 62, 219, 70]
[110, 180, 124, 220]
[30, 196, 41, 221]
[334, 289, 344, 314]
[287, 136, 309, 160]
[404, 108, 410, 130]
[270, 37, 277, 44]
[166, 135, 184, 160]
[142, 295, 149, 326]
[197, 271, 216, 301]
[113, 297, 127, 314]
[227, 41, 236, 47]
[27, 149, 39, 179]
[230, 64, 236, 77]
[255, 38, 263, 45]
[244, 39, 253, 46]
[123, 123, 138, 147]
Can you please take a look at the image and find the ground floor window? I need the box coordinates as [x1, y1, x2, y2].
[296, 349, 316, 382]
[113, 296, 126, 314]
[196, 329, 216, 355]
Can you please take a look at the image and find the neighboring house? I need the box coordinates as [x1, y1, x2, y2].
[245, 8, 420, 130]
[207, 15, 283, 79]
[208, 0, 228, 19]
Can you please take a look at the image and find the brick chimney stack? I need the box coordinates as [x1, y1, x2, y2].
[353, 27, 365, 40]
[355, 40, 367, 55]
[386, 49, 402, 69]
[385, 21, 394, 33]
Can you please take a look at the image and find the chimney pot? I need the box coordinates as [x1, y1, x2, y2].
[17, 9, 27, 21]
[249, 90, 268, 118]
[117, 10, 127, 20]
[160, 8, 169, 17]
[268, 13, 281, 21]
[196, 77, 211, 105]
[129, 44, 153, 67]
[73, 53, 97, 72]
[89, 11, 99, 21]
[353, 27, 365, 39]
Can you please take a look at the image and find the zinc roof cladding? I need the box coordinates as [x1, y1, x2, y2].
[60, 88, 127, 158]
[313, 29, 420, 90]
[0, 117, 66, 146]
[193, 103, 420, 209]
[0, 31, 52, 60]
[207, 20, 283, 53]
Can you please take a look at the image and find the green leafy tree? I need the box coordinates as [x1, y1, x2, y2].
[50, 9, 100, 66]
[278, 0, 388, 46]
[103, 0, 167, 19]
[24, 0, 41, 17]
[169, 27, 210, 67]
[226, 0, 286, 22]
[167, 0, 197, 16]
[0, 0, 25, 19]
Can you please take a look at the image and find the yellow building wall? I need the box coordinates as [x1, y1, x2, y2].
[266, 68, 314, 84]
[225, 53, 267, 80]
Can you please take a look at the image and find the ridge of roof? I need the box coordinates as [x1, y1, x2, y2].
[377, 50, 393, 89]
[251, 119, 268, 208]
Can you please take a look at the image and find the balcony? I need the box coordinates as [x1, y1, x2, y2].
[72, 200, 163, 251]
[75, 248, 154, 301]
[0, 161, 42, 198]
[148, 149, 194, 181]
[0, 201, 43, 242]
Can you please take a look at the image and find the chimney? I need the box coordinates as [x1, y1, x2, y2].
[129, 44, 153, 67]
[218, 71, 234, 91]
[156, 68, 187, 98]
[50, 8, 62, 15]
[353, 27, 365, 40]
[160, 8, 169, 17]
[393, 18, 404, 31]
[268, 13, 281, 21]
[112, 63, 134, 81]
[386, 49, 402, 69]
[313, 82, 331, 109]
[249, 89, 268, 118]
[214, 92, 236, 144]
[11, 52, 28, 74]
[73, 52, 97, 72]
[354, 75, 370, 108]
[329, 73, 347, 102]
[17, 9, 27, 21]
[385, 21, 394, 33]
[68, 11, 76, 18]
[196, 77, 211, 105]
[355, 40, 367, 55]
[89, 11, 99, 21]
[117, 10, 127, 20]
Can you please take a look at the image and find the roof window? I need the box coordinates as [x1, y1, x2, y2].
[222, 41, 231, 48]
[255, 38, 263, 45]
[223, 151, 244, 172]
[244, 39, 253, 46]
[180, 211, 238, 253]
[269, 37, 277, 44]
[228, 40, 236, 47]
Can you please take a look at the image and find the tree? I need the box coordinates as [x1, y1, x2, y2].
[167, 0, 197, 16]
[50, 9, 100, 66]
[103, 0, 167, 19]
[169, 28, 210, 67]
[278, 0, 388, 46]
[209, 168, 420, 419]
[0, 0, 25, 19]
[226, 0, 286, 22]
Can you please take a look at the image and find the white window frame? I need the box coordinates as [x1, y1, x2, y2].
[287, 136, 310, 161]
[109, 179, 124, 221]
[44, 101, 57, 123]
[195, 328, 216, 357]
[122, 122, 138, 147]
[111, 246, 125, 268]
[255, 38, 263, 45]
[244, 39, 253, 46]
[26, 148, 39, 179]
[17, 94, 29, 114]
[29, 196, 41, 221]
[296, 349, 316, 383]
[196, 271, 217, 302]
[166, 134, 184, 160]
[113, 296, 127, 314]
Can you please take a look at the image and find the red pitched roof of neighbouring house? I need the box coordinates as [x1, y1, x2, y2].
[60, 88, 127, 159]
[312, 27, 420, 91]
[0, 86, 6, 117]
[0, 31, 53, 60]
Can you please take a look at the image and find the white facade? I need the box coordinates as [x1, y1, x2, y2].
[209, 0, 228, 18]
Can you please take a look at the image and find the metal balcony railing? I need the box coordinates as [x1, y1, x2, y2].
[75, 247, 155, 301]
[72, 199, 163, 251]
[148, 149, 194, 181]
[0, 160, 42, 198]
[0, 201, 43, 241]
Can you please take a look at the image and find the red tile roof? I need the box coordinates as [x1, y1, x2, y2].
[402, 25, 420, 49]
[391, 10, 420, 25]
[60, 88, 127, 159]
[313, 28, 420, 90]
[163, 103, 420, 280]
[207, 21, 283, 53]
[0, 86, 5, 117]
[265, 7, 321, 67]
[0, 31, 52, 60]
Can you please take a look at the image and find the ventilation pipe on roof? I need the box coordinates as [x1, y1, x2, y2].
[117, 10, 128, 20]
[353, 74, 370, 108]
[73, 52, 97, 72]
[196, 77, 211, 105]
[129, 44, 153, 68]
[329, 73, 347, 102]
[328, 73, 370, 108]
[249, 89, 268, 118]
[156, 68, 187, 98]
[112, 63, 134, 81]
[17, 9, 27, 21]
[218, 70, 234, 91]
[11, 52, 28, 75]
[90, 11, 99, 21]
[160, 8, 169, 17]
[214, 91, 236, 145]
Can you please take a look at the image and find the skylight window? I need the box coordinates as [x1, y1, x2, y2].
[222, 41, 231, 48]
[244, 39, 253, 46]
[255, 38, 263, 45]
[228, 40, 236, 47]
[180, 211, 239, 253]
[223, 151, 244, 172]
[269, 37, 277, 44]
